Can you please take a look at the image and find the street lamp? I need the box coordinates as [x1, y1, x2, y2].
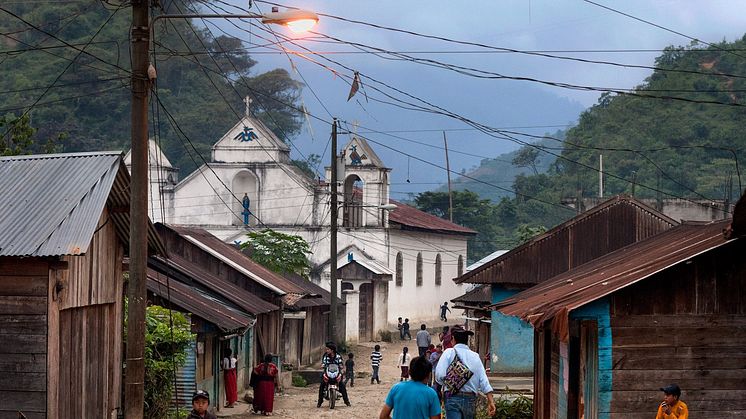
[126, 5, 318, 418]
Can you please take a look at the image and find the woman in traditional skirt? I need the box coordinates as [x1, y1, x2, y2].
[251, 354, 278, 415]
[222, 348, 238, 408]
[397, 346, 411, 381]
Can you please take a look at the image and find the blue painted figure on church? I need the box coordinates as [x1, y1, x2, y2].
[349, 144, 367, 165]
[234, 126, 258, 142]
[242, 193, 251, 225]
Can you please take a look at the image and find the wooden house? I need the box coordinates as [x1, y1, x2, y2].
[0, 152, 163, 419]
[452, 284, 492, 367]
[496, 211, 746, 418]
[454, 195, 677, 374]
[150, 223, 329, 410]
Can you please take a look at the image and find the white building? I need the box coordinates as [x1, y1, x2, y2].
[126, 110, 475, 342]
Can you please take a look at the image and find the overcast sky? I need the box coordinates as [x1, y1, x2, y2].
[207, 0, 746, 197]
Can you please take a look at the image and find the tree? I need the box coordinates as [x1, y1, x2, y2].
[414, 190, 503, 262]
[241, 229, 312, 277]
[514, 224, 548, 243]
[511, 146, 540, 175]
[0, 113, 63, 156]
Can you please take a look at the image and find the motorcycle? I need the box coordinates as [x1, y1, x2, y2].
[322, 363, 341, 409]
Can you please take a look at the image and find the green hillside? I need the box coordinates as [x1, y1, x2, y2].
[0, 1, 302, 173]
[417, 37, 746, 261]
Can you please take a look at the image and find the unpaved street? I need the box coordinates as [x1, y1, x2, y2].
[237, 337, 418, 418]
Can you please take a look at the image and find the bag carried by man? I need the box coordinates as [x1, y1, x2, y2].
[441, 348, 473, 396]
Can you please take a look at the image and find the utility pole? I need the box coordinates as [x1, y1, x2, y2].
[329, 118, 338, 344]
[125, 1, 150, 417]
[598, 154, 604, 198]
[443, 131, 453, 223]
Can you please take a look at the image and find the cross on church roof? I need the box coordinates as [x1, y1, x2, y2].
[244, 96, 253, 117]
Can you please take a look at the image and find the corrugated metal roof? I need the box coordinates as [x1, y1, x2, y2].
[455, 195, 678, 285]
[388, 199, 477, 235]
[467, 250, 509, 272]
[282, 272, 331, 308]
[161, 224, 306, 295]
[494, 220, 734, 340]
[0, 152, 165, 257]
[147, 268, 254, 332]
[452, 284, 491, 305]
[149, 255, 278, 315]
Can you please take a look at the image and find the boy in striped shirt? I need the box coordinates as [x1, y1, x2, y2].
[370, 345, 383, 384]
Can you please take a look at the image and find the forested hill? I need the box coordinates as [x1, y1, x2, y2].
[0, 1, 302, 173]
[418, 36, 746, 262]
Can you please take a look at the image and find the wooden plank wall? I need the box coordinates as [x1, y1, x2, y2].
[301, 306, 328, 366]
[282, 318, 303, 368]
[609, 241, 746, 419]
[0, 259, 48, 419]
[57, 303, 118, 419]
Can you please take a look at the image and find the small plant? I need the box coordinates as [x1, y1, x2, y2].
[336, 340, 354, 354]
[475, 388, 533, 419]
[379, 330, 393, 342]
[292, 374, 308, 387]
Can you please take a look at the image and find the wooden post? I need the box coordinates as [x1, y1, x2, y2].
[125, 0, 150, 417]
[329, 119, 339, 344]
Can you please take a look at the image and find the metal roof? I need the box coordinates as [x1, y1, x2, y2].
[147, 268, 255, 332]
[455, 195, 678, 285]
[466, 250, 509, 272]
[494, 220, 734, 340]
[149, 255, 278, 316]
[452, 284, 492, 305]
[282, 272, 331, 308]
[388, 198, 477, 235]
[0, 152, 165, 257]
[159, 224, 306, 295]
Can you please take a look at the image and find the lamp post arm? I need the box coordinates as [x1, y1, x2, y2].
[149, 13, 264, 37]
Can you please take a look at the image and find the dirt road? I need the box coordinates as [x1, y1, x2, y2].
[237, 337, 420, 418]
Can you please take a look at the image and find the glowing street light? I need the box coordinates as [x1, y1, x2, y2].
[262, 7, 319, 33]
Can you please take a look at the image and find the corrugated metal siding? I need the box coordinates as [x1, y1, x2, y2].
[173, 339, 197, 410]
[0, 152, 166, 257]
[457, 195, 678, 286]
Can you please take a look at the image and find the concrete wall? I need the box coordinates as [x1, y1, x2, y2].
[582, 197, 731, 222]
[490, 287, 534, 374]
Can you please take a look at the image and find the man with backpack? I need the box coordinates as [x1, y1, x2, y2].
[434, 326, 495, 419]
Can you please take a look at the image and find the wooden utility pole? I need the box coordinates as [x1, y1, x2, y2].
[443, 131, 453, 222]
[125, 1, 150, 417]
[329, 119, 339, 344]
[598, 154, 604, 198]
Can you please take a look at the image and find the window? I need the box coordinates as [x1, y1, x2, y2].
[457, 255, 464, 277]
[416, 252, 423, 286]
[435, 254, 442, 286]
[343, 175, 363, 227]
[395, 252, 403, 286]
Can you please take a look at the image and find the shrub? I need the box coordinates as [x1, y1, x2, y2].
[292, 374, 308, 387]
[475, 389, 533, 419]
[379, 330, 393, 342]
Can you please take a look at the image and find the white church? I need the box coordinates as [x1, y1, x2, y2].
[126, 106, 474, 342]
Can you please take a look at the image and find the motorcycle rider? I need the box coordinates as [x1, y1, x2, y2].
[317, 342, 352, 408]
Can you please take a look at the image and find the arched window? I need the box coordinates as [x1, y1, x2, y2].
[232, 170, 258, 226]
[342, 175, 363, 227]
[416, 252, 423, 286]
[395, 252, 403, 287]
[457, 255, 464, 277]
[435, 254, 442, 286]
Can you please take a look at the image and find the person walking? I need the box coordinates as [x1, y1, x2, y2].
[379, 356, 441, 419]
[370, 344, 383, 384]
[439, 326, 454, 349]
[656, 384, 688, 419]
[221, 348, 238, 408]
[429, 344, 443, 392]
[397, 347, 411, 381]
[250, 354, 278, 416]
[344, 352, 355, 387]
[434, 326, 496, 419]
[416, 324, 432, 357]
[402, 318, 412, 340]
[397, 317, 404, 340]
[440, 302, 451, 322]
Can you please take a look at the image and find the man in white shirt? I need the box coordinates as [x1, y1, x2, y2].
[434, 326, 496, 419]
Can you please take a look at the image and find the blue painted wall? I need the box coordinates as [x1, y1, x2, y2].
[490, 287, 535, 374]
[569, 298, 612, 419]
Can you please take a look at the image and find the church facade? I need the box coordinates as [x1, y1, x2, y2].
[127, 110, 474, 342]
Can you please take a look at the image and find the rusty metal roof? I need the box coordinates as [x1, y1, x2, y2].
[452, 284, 491, 305]
[0, 152, 165, 257]
[149, 255, 278, 315]
[455, 195, 678, 285]
[388, 199, 477, 235]
[494, 220, 734, 340]
[147, 268, 255, 332]
[160, 224, 306, 295]
[282, 272, 331, 308]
